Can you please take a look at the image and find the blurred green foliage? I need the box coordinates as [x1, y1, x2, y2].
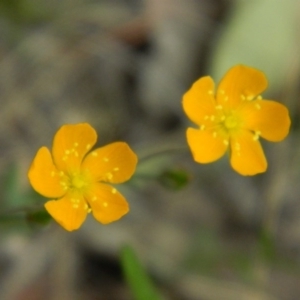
[211, 0, 298, 95]
[0, 163, 51, 232]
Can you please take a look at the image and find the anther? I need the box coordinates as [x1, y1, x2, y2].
[253, 131, 261, 141]
[86, 144, 91, 150]
[103, 157, 109, 162]
[112, 188, 117, 194]
[216, 105, 223, 110]
[213, 131, 217, 138]
[255, 103, 261, 110]
[223, 140, 229, 146]
[103, 202, 108, 207]
[200, 125, 205, 130]
[106, 173, 113, 180]
[92, 151, 98, 157]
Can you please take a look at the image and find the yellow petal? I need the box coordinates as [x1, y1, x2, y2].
[86, 183, 129, 224]
[182, 76, 216, 126]
[186, 128, 228, 163]
[217, 65, 268, 107]
[28, 147, 66, 198]
[230, 131, 267, 176]
[52, 123, 97, 173]
[81, 142, 138, 183]
[240, 100, 291, 142]
[45, 195, 88, 231]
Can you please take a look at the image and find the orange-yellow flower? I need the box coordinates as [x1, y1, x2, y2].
[182, 65, 291, 175]
[28, 123, 138, 231]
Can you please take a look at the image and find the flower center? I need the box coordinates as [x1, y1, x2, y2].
[71, 175, 87, 189]
[224, 115, 238, 129]
[59, 171, 92, 195]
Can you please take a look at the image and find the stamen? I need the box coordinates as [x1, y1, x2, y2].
[208, 90, 213, 95]
[86, 144, 91, 150]
[204, 115, 209, 120]
[241, 95, 246, 101]
[200, 125, 205, 130]
[92, 151, 98, 157]
[223, 140, 229, 146]
[210, 115, 215, 121]
[74, 142, 79, 147]
[216, 105, 223, 110]
[92, 196, 97, 202]
[253, 131, 261, 141]
[103, 157, 109, 162]
[255, 103, 261, 110]
[213, 131, 217, 138]
[106, 173, 113, 180]
[224, 96, 229, 102]
[103, 202, 108, 207]
[112, 188, 117, 194]
[257, 95, 262, 100]
[219, 90, 225, 95]
[72, 204, 79, 209]
[113, 167, 119, 171]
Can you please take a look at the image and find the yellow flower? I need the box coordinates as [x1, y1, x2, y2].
[28, 123, 138, 231]
[182, 65, 291, 175]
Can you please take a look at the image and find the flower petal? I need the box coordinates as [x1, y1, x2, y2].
[230, 131, 267, 175]
[52, 123, 97, 173]
[186, 128, 227, 163]
[86, 183, 129, 224]
[182, 76, 216, 126]
[45, 195, 88, 231]
[28, 147, 66, 198]
[240, 100, 291, 142]
[217, 65, 268, 107]
[81, 142, 138, 184]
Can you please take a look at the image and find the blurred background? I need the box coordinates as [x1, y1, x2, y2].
[0, 0, 300, 299]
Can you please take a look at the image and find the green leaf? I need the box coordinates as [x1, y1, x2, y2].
[120, 245, 163, 300]
[26, 209, 52, 227]
[158, 168, 191, 190]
